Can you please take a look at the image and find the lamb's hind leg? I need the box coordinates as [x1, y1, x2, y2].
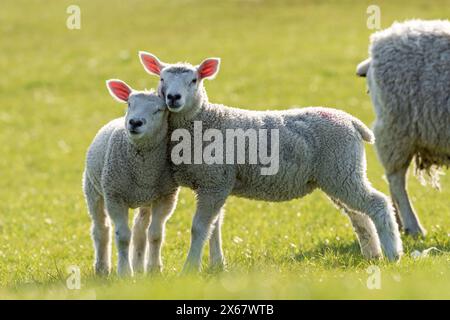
[131, 207, 151, 274]
[84, 176, 111, 276]
[387, 166, 426, 237]
[209, 209, 225, 270]
[331, 198, 382, 260]
[324, 178, 402, 261]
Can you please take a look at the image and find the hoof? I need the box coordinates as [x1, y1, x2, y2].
[147, 265, 163, 274]
[404, 226, 427, 238]
[117, 266, 133, 278]
[181, 264, 200, 276]
[362, 251, 383, 261]
[385, 250, 403, 262]
[208, 262, 227, 274]
[132, 264, 146, 274]
[94, 264, 111, 277]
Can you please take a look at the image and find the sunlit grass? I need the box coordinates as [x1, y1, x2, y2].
[0, 0, 449, 299]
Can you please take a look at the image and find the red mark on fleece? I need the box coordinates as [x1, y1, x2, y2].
[317, 110, 336, 120]
[316, 110, 347, 125]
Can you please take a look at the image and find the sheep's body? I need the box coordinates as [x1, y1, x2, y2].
[85, 118, 176, 208]
[169, 102, 402, 270]
[359, 20, 450, 236]
[171, 105, 374, 202]
[83, 90, 179, 276]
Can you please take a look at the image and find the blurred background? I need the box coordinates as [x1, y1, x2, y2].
[0, 0, 449, 298]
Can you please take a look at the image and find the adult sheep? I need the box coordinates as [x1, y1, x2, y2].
[139, 52, 403, 272]
[83, 80, 179, 276]
[356, 20, 450, 237]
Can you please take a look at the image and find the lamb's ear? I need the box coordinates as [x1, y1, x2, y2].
[106, 79, 132, 103]
[139, 51, 166, 76]
[197, 58, 220, 80]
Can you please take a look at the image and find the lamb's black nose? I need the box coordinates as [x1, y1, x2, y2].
[167, 93, 181, 101]
[129, 119, 144, 128]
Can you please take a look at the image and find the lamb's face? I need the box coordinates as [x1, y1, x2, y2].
[106, 80, 168, 144]
[125, 93, 167, 142]
[139, 52, 220, 114]
[159, 65, 198, 113]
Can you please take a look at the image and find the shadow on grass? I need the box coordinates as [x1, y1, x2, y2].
[288, 234, 450, 269]
[401, 232, 450, 254]
[6, 233, 449, 293]
[288, 241, 371, 269]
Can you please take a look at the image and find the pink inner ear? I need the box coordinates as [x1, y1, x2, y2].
[199, 60, 218, 78]
[142, 55, 161, 75]
[109, 81, 131, 101]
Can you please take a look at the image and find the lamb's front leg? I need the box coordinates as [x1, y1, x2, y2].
[105, 200, 132, 276]
[209, 209, 225, 271]
[131, 207, 151, 274]
[147, 194, 177, 273]
[183, 191, 228, 274]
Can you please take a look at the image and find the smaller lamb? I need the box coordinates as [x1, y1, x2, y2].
[356, 20, 450, 236]
[82, 79, 179, 276]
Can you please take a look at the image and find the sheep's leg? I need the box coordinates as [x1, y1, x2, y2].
[331, 198, 382, 260]
[147, 194, 177, 273]
[356, 189, 403, 262]
[346, 211, 382, 260]
[131, 207, 151, 274]
[105, 201, 132, 276]
[387, 167, 427, 237]
[324, 179, 402, 261]
[84, 177, 111, 276]
[209, 209, 225, 270]
[371, 110, 425, 236]
[90, 200, 112, 275]
[183, 192, 228, 274]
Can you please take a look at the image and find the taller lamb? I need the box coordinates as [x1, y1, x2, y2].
[139, 52, 403, 272]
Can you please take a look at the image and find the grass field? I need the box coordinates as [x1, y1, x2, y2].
[0, 0, 449, 299]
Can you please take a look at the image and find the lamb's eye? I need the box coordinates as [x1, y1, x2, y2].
[191, 78, 197, 84]
[160, 78, 164, 82]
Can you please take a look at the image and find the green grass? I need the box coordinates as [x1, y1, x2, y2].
[0, 0, 449, 299]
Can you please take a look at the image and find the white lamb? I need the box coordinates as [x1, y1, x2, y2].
[138, 52, 403, 272]
[82, 79, 179, 276]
